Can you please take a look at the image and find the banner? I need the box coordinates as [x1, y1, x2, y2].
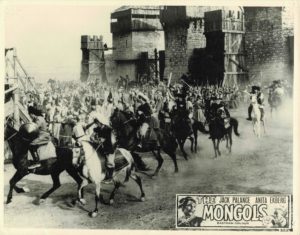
[176, 194, 292, 231]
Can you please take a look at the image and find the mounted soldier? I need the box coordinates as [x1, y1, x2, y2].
[25, 105, 53, 170]
[270, 80, 285, 99]
[136, 92, 160, 149]
[170, 89, 194, 159]
[171, 91, 189, 121]
[216, 100, 231, 130]
[267, 80, 285, 114]
[92, 113, 116, 183]
[72, 112, 116, 183]
[158, 98, 172, 132]
[247, 85, 264, 121]
[192, 95, 206, 125]
[207, 96, 231, 133]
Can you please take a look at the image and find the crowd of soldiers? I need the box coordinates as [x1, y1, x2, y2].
[18, 77, 290, 178]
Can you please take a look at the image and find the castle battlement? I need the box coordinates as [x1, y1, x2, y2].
[81, 35, 104, 49]
[80, 34, 107, 83]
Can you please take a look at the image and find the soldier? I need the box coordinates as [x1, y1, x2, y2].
[93, 113, 116, 183]
[247, 86, 264, 121]
[136, 92, 160, 149]
[27, 105, 51, 170]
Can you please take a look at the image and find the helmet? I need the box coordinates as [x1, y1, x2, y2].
[19, 123, 39, 141]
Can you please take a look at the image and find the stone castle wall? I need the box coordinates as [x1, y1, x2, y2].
[244, 7, 294, 84]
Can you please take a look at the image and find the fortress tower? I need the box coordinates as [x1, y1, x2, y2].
[160, 6, 219, 82]
[80, 35, 107, 83]
[110, 6, 165, 82]
[204, 7, 246, 86]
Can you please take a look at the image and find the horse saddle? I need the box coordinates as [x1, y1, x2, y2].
[140, 123, 158, 144]
[36, 141, 57, 161]
[114, 152, 129, 171]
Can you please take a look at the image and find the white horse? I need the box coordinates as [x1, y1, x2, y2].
[250, 94, 266, 138]
[73, 139, 145, 218]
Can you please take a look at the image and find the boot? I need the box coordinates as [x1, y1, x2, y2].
[247, 105, 253, 121]
[103, 167, 114, 183]
[28, 150, 41, 170]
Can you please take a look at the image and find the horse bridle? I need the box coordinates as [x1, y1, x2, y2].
[80, 141, 103, 162]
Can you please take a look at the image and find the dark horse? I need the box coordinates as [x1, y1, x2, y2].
[207, 109, 240, 158]
[171, 116, 194, 160]
[192, 120, 209, 153]
[4, 122, 82, 204]
[110, 109, 179, 175]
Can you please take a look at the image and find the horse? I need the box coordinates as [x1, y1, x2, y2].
[192, 120, 209, 153]
[268, 87, 284, 116]
[60, 120, 150, 172]
[251, 94, 266, 138]
[207, 108, 240, 158]
[192, 103, 209, 153]
[4, 122, 83, 204]
[171, 115, 194, 160]
[110, 109, 179, 175]
[73, 138, 145, 218]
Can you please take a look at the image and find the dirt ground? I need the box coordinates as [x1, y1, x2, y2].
[3, 100, 293, 229]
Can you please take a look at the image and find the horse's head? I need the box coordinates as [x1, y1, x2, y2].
[110, 109, 135, 138]
[110, 109, 122, 130]
[5, 122, 31, 156]
[4, 120, 18, 142]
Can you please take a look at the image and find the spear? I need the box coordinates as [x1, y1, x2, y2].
[167, 72, 172, 88]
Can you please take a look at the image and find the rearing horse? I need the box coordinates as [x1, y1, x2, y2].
[110, 109, 179, 175]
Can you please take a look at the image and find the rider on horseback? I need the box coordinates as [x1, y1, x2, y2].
[27, 105, 51, 170]
[93, 113, 116, 183]
[172, 91, 192, 128]
[158, 99, 172, 132]
[136, 92, 160, 149]
[209, 97, 231, 132]
[247, 86, 264, 121]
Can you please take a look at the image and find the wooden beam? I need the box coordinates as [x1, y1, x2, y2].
[4, 85, 18, 94]
[228, 58, 248, 72]
[224, 72, 247, 74]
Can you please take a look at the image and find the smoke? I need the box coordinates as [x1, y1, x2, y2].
[249, 62, 293, 87]
[271, 97, 293, 127]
